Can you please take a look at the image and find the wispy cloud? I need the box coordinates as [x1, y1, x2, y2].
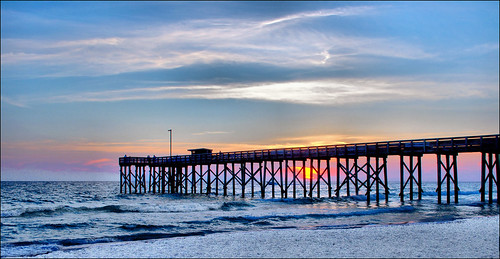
[192, 131, 233, 136]
[259, 6, 373, 27]
[24, 78, 489, 106]
[45, 85, 223, 103]
[464, 43, 499, 54]
[53, 37, 124, 48]
[1, 95, 30, 108]
[84, 158, 114, 166]
[1, 138, 293, 157]
[1, 5, 435, 77]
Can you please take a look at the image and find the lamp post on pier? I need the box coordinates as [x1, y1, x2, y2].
[168, 129, 172, 157]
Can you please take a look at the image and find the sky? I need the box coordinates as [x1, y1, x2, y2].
[1, 1, 498, 181]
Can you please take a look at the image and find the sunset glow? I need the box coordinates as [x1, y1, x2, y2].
[294, 167, 318, 180]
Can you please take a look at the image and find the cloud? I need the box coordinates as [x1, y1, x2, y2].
[2, 3, 492, 108]
[259, 6, 373, 27]
[464, 43, 499, 54]
[29, 77, 491, 106]
[192, 131, 233, 136]
[1, 5, 434, 77]
[84, 158, 114, 166]
[1, 95, 30, 108]
[53, 37, 124, 48]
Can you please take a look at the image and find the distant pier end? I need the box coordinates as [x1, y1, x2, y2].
[119, 134, 499, 204]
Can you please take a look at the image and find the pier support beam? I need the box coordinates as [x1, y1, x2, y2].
[120, 166, 124, 194]
[480, 152, 499, 204]
[248, 162, 262, 198]
[141, 166, 147, 193]
[134, 166, 139, 193]
[223, 163, 228, 196]
[175, 166, 183, 194]
[399, 155, 423, 202]
[288, 160, 306, 199]
[120, 165, 134, 194]
[437, 153, 459, 204]
[283, 160, 289, 198]
[198, 164, 213, 195]
[148, 166, 157, 194]
[260, 161, 266, 198]
[241, 162, 246, 198]
[160, 167, 165, 194]
[263, 160, 282, 198]
[336, 157, 358, 197]
[240, 162, 260, 198]
[215, 164, 220, 196]
[126, 165, 146, 194]
[301, 160, 306, 198]
[363, 156, 389, 204]
[337, 156, 389, 204]
[309, 158, 331, 198]
[231, 163, 236, 196]
[206, 164, 212, 195]
[184, 166, 189, 194]
[191, 165, 197, 194]
[167, 167, 172, 194]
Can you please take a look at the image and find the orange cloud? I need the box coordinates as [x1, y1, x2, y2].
[84, 158, 114, 166]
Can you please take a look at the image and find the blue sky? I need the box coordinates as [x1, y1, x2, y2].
[1, 1, 498, 181]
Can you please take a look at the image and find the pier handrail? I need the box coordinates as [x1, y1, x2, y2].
[119, 134, 499, 166]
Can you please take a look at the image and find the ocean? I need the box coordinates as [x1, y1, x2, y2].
[1, 181, 498, 258]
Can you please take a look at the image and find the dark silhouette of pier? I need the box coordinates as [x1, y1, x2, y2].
[119, 134, 499, 204]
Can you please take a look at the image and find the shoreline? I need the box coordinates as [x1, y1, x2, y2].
[34, 216, 499, 258]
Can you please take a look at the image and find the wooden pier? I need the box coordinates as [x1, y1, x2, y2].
[119, 134, 499, 204]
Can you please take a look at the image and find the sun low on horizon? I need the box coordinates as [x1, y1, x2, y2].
[297, 167, 319, 180]
[1, 1, 498, 181]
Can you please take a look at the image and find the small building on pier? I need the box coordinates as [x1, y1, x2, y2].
[188, 148, 213, 155]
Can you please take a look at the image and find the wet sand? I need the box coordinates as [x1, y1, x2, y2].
[36, 216, 499, 258]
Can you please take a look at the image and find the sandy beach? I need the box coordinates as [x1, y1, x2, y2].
[35, 216, 499, 258]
